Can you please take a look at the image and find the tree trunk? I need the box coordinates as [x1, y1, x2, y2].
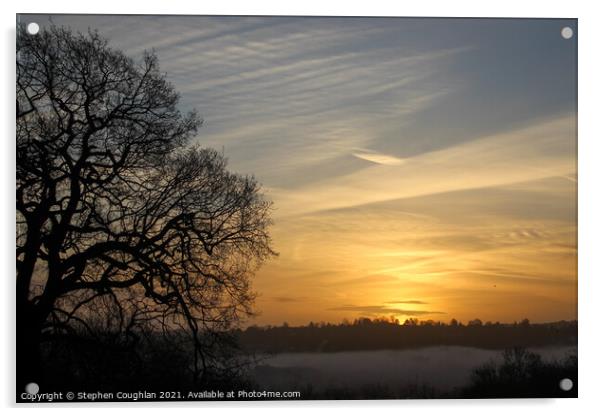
[16, 301, 43, 394]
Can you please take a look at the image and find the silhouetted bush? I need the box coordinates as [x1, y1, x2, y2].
[462, 347, 577, 398]
[38, 330, 256, 398]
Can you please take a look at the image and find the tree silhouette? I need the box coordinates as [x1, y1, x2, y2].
[16, 26, 275, 390]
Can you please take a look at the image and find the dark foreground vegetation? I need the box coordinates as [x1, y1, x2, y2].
[35, 330, 576, 400]
[295, 347, 577, 399]
[237, 318, 577, 353]
[462, 347, 577, 398]
[36, 330, 255, 397]
[29, 318, 577, 401]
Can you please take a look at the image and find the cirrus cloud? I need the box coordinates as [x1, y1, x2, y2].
[352, 148, 407, 166]
[328, 304, 444, 316]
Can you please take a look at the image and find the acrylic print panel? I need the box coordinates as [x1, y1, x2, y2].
[16, 14, 577, 402]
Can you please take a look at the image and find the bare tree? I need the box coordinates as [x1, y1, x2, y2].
[16, 25, 274, 389]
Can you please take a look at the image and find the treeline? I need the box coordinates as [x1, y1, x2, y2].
[236, 318, 577, 353]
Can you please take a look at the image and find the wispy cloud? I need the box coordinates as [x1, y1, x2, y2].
[271, 115, 576, 217]
[386, 300, 428, 305]
[272, 296, 307, 303]
[328, 304, 444, 316]
[30, 15, 470, 189]
[352, 149, 406, 166]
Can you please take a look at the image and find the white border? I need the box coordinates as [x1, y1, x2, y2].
[2, 1, 602, 414]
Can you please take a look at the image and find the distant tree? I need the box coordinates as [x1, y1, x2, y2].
[403, 318, 419, 326]
[16, 26, 274, 389]
[355, 317, 373, 326]
[373, 316, 395, 325]
[450, 318, 459, 327]
[468, 318, 483, 327]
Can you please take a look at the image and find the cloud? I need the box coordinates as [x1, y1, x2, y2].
[31, 15, 470, 190]
[328, 304, 444, 316]
[352, 149, 406, 166]
[272, 296, 306, 303]
[326, 274, 404, 287]
[386, 300, 428, 305]
[271, 114, 576, 218]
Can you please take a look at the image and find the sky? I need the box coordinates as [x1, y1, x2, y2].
[22, 15, 578, 325]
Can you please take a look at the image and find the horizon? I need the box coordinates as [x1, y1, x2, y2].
[241, 316, 578, 329]
[22, 15, 577, 326]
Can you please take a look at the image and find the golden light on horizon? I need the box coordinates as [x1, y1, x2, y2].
[250, 116, 577, 327]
